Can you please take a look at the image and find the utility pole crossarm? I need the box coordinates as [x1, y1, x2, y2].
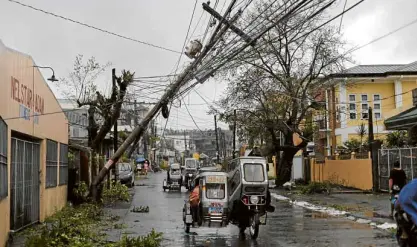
[202, 3, 255, 45]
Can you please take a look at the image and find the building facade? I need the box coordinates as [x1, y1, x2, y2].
[318, 62, 417, 149]
[0, 40, 68, 246]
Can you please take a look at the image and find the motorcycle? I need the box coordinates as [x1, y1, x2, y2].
[394, 208, 417, 247]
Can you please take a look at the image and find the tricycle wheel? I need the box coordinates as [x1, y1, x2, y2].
[249, 214, 259, 239]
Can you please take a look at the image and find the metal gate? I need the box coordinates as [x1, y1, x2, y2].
[378, 148, 417, 191]
[10, 138, 40, 231]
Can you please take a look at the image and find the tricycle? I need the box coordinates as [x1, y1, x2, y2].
[163, 163, 182, 192]
[183, 171, 228, 233]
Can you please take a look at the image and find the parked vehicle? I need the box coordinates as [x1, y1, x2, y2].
[117, 163, 135, 187]
[183, 171, 228, 233]
[182, 158, 199, 191]
[163, 163, 182, 192]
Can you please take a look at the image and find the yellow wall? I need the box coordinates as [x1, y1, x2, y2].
[401, 80, 417, 109]
[0, 41, 68, 246]
[311, 158, 373, 190]
[345, 82, 395, 127]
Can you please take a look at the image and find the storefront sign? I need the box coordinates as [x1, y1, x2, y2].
[10, 77, 44, 123]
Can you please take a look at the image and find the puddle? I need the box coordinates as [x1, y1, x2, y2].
[303, 211, 331, 219]
[364, 210, 391, 219]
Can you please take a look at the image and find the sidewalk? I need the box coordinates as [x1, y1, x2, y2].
[272, 188, 395, 226]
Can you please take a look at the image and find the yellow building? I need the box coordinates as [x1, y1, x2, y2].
[0, 40, 68, 246]
[318, 62, 417, 148]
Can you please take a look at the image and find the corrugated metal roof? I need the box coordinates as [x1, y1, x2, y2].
[343, 64, 403, 74]
[397, 61, 417, 72]
[334, 61, 417, 77]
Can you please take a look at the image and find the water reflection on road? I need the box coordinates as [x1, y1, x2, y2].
[123, 173, 397, 247]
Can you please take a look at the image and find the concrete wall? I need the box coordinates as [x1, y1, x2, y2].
[311, 158, 373, 191]
[0, 40, 68, 247]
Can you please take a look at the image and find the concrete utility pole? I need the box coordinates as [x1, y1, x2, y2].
[91, 0, 312, 200]
[127, 101, 140, 158]
[214, 115, 220, 164]
[111, 68, 118, 187]
[368, 106, 379, 191]
[233, 109, 237, 159]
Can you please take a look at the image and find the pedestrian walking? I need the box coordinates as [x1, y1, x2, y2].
[144, 160, 149, 176]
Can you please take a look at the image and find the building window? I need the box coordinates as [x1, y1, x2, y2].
[46, 139, 58, 188]
[361, 103, 369, 111]
[362, 112, 369, 119]
[350, 113, 356, 120]
[59, 143, 68, 185]
[373, 94, 381, 119]
[361, 94, 368, 102]
[349, 94, 356, 102]
[349, 103, 356, 111]
[0, 117, 7, 200]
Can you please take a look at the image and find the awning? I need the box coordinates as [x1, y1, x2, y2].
[384, 106, 417, 130]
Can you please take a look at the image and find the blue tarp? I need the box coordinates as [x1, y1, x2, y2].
[396, 178, 417, 225]
[136, 157, 146, 163]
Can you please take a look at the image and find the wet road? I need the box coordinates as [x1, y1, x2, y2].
[117, 172, 398, 247]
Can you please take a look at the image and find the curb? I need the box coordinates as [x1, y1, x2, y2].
[271, 192, 397, 231]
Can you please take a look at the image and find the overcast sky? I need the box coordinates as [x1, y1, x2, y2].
[1, 0, 417, 133]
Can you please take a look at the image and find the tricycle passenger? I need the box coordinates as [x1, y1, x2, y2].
[189, 178, 200, 223]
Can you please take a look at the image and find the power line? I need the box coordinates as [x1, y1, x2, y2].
[133, 74, 178, 79]
[4, 108, 82, 121]
[7, 0, 181, 54]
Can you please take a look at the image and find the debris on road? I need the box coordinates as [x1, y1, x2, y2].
[131, 206, 150, 213]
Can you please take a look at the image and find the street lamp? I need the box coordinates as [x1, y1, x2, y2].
[33, 65, 58, 82]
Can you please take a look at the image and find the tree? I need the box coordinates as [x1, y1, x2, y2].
[212, 0, 350, 185]
[386, 131, 408, 148]
[56, 55, 134, 179]
[343, 139, 361, 153]
[356, 123, 367, 152]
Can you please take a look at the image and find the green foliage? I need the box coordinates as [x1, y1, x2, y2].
[120, 153, 130, 163]
[386, 130, 408, 148]
[112, 230, 163, 247]
[25, 204, 104, 247]
[342, 139, 361, 153]
[73, 181, 89, 201]
[102, 181, 130, 204]
[24, 204, 163, 247]
[299, 181, 332, 195]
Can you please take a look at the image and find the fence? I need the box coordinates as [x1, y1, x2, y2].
[310, 158, 373, 190]
[378, 147, 417, 191]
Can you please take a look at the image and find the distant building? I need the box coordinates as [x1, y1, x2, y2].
[58, 99, 88, 140]
[190, 129, 233, 159]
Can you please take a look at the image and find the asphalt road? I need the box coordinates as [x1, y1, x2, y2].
[113, 172, 398, 247]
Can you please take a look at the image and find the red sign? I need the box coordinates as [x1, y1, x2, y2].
[10, 77, 44, 114]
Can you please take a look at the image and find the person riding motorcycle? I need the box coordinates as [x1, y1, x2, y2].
[394, 178, 417, 246]
[390, 161, 407, 217]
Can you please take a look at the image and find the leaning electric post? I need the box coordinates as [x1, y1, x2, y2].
[91, 0, 312, 200]
[214, 115, 220, 165]
[233, 109, 236, 159]
[111, 68, 118, 187]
